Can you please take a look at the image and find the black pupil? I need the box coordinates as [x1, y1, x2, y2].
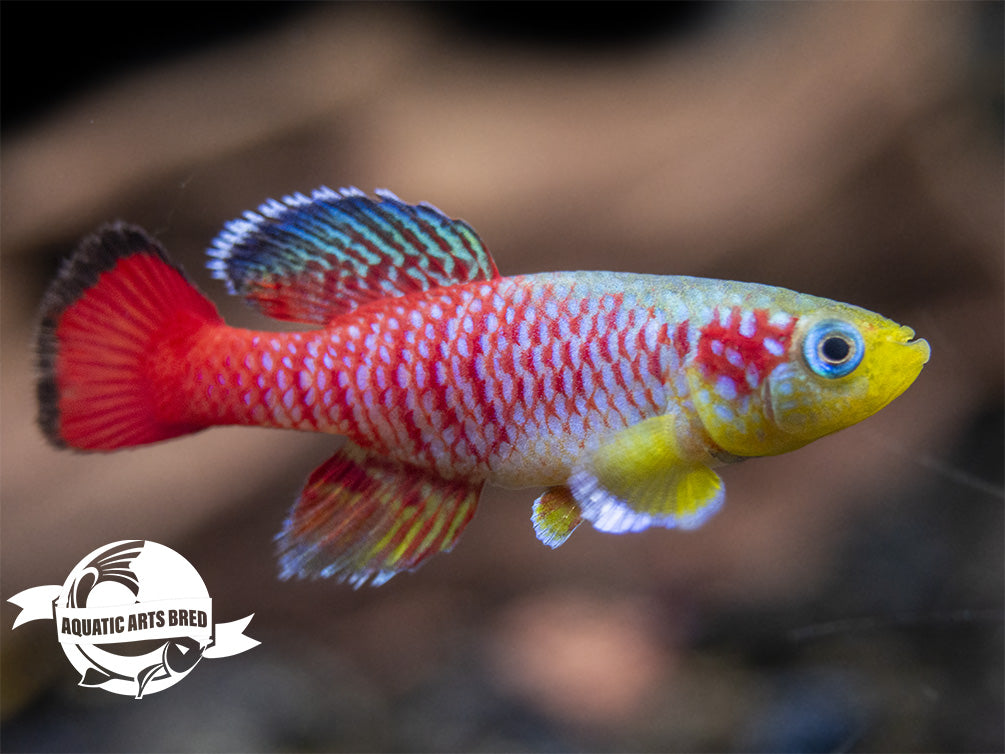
[820, 335, 851, 363]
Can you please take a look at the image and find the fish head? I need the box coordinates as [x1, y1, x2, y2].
[686, 300, 930, 458]
[765, 307, 930, 448]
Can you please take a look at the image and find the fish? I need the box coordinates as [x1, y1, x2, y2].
[36, 186, 931, 587]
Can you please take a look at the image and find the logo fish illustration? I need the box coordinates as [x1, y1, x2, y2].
[37, 187, 930, 586]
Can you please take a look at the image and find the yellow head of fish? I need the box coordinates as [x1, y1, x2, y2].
[686, 297, 930, 458]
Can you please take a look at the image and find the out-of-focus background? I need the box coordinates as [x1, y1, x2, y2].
[2, 3, 1001, 751]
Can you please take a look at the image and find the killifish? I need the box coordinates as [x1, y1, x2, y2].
[37, 186, 930, 587]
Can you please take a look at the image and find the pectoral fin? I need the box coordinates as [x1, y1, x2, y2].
[570, 415, 725, 533]
[277, 442, 481, 587]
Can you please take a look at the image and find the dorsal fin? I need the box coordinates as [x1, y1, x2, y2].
[207, 186, 498, 325]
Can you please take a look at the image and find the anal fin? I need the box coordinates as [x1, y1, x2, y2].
[277, 442, 481, 587]
[570, 415, 725, 534]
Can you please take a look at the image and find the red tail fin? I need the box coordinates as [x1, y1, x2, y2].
[37, 223, 223, 450]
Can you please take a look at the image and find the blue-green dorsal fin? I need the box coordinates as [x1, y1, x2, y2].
[207, 186, 498, 325]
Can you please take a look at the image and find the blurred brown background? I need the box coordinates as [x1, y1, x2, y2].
[2, 3, 1001, 752]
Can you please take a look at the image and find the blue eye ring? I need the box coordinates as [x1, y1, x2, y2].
[802, 320, 864, 378]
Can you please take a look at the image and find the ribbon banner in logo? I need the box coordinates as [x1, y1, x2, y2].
[10, 585, 257, 658]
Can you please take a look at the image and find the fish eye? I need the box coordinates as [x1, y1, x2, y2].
[802, 320, 864, 378]
[820, 335, 850, 363]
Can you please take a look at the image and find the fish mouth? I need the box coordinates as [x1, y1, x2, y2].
[909, 337, 931, 364]
[897, 326, 931, 365]
[877, 326, 930, 405]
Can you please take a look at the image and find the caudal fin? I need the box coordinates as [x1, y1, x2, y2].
[37, 223, 223, 450]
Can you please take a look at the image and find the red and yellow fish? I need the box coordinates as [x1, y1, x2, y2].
[37, 187, 930, 586]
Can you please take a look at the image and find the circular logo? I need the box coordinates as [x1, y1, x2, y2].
[56, 541, 211, 697]
[9, 540, 258, 698]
